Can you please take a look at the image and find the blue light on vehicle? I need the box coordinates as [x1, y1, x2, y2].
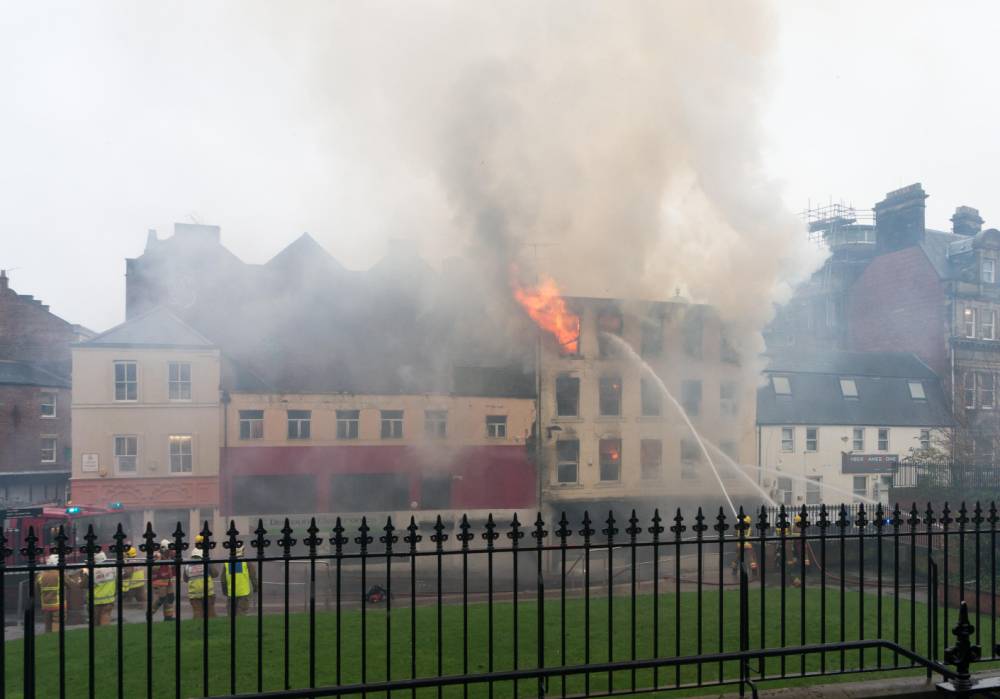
[65, 506, 81, 515]
[109, 502, 123, 510]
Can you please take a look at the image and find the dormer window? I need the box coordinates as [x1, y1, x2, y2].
[907, 381, 926, 400]
[983, 259, 995, 284]
[839, 378, 858, 398]
[772, 376, 791, 396]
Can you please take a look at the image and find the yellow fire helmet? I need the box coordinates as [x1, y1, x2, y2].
[126, 546, 138, 558]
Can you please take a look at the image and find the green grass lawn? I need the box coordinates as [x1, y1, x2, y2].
[2, 587, 988, 698]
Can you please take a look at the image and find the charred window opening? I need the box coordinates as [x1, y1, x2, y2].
[597, 307, 624, 358]
[330, 473, 409, 512]
[681, 380, 701, 417]
[424, 410, 447, 439]
[640, 312, 665, 358]
[556, 439, 579, 483]
[380, 410, 404, 439]
[720, 381, 738, 417]
[486, 415, 507, 438]
[233, 474, 316, 515]
[640, 378, 661, 416]
[555, 375, 580, 416]
[681, 439, 701, 479]
[599, 376, 622, 416]
[420, 473, 452, 510]
[336, 409, 360, 439]
[682, 308, 703, 359]
[287, 410, 311, 440]
[239, 409, 264, 440]
[720, 333, 740, 365]
[640, 438, 662, 480]
[599, 438, 621, 481]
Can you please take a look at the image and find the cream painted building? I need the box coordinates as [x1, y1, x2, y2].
[539, 297, 759, 519]
[757, 351, 954, 506]
[71, 308, 221, 538]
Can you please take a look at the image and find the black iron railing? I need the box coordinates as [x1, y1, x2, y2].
[5, 502, 1000, 698]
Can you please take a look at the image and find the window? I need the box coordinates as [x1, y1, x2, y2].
[682, 309, 703, 359]
[680, 380, 701, 417]
[114, 360, 137, 401]
[599, 377, 622, 416]
[983, 310, 996, 340]
[877, 428, 889, 451]
[719, 441, 738, 479]
[381, 410, 404, 439]
[329, 473, 409, 513]
[599, 438, 621, 481]
[920, 429, 931, 451]
[965, 372, 976, 409]
[424, 410, 446, 439]
[720, 381, 738, 417]
[974, 435, 995, 465]
[780, 427, 794, 452]
[287, 410, 311, 439]
[777, 477, 793, 506]
[640, 379, 661, 416]
[853, 476, 868, 500]
[556, 440, 579, 483]
[853, 427, 865, 451]
[908, 381, 926, 400]
[980, 373, 995, 409]
[772, 376, 791, 396]
[984, 259, 996, 284]
[239, 410, 264, 440]
[806, 477, 822, 505]
[486, 415, 507, 438]
[168, 435, 193, 473]
[115, 436, 138, 472]
[420, 474, 452, 510]
[597, 307, 623, 358]
[640, 439, 662, 479]
[168, 361, 191, 400]
[641, 314, 664, 357]
[555, 375, 580, 417]
[40, 437, 57, 463]
[965, 307, 977, 338]
[839, 378, 858, 398]
[681, 439, 701, 479]
[337, 410, 361, 439]
[805, 427, 818, 452]
[40, 391, 56, 418]
[720, 334, 740, 364]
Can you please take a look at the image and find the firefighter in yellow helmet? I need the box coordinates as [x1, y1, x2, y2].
[81, 551, 117, 626]
[150, 539, 176, 621]
[123, 545, 146, 605]
[37, 554, 66, 632]
[183, 534, 219, 619]
[222, 544, 257, 615]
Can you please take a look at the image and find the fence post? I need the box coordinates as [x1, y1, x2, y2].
[739, 562, 749, 698]
[21, 525, 40, 699]
[942, 601, 980, 694]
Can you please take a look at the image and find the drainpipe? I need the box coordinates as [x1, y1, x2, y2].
[949, 286, 956, 464]
[535, 328, 543, 515]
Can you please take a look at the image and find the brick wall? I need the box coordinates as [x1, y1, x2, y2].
[0, 384, 71, 473]
[0, 281, 77, 367]
[848, 246, 948, 376]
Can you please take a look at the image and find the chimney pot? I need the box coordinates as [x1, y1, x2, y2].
[951, 206, 984, 236]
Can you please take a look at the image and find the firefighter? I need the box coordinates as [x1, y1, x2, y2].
[222, 544, 257, 615]
[125, 546, 147, 604]
[183, 534, 219, 619]
[82, 551, 117, 626]
[150, 539, 176, 621]
[37, 554, 66, 632]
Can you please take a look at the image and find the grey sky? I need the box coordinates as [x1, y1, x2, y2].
[2, 1, 997, 332]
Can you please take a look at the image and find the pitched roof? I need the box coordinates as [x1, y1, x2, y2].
[0, 360, 70, 388]
[82, 307, 215, 349]
[758, 351, 953, 427]
[919, 229, 963, 280]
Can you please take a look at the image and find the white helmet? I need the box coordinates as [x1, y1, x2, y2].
[190, 548, 202, 558]
[94, 551, 107, 564]
[160, 539, 171, 549]
[46, 554, 59, 566]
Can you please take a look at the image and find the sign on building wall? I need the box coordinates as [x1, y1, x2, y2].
[842, 453, 898, 474]
[81, 453, 99, 473]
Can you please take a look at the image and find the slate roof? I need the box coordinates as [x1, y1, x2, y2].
[758, 350, 953, 427]
[919, 229, 964, 280]
[0, 360, 70, 388]
[82, 307, 215, 349]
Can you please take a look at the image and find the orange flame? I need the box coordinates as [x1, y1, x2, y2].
[512, 274, 580, 354]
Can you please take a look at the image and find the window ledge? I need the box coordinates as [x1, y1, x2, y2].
[553, 416, 584, 423]
[637, 415, 664, 422]
[594, 416, 623, 422]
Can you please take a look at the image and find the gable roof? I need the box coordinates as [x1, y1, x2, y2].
[0, 360, 70, 388]
[758, 351, 953, 427]
[81, 306, 215, 349]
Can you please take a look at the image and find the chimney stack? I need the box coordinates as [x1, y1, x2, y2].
[0, 269, 7, 292]
[874, 183, 928, 254]
[951, 206, 984, 237]
[145, 229, 158, 251]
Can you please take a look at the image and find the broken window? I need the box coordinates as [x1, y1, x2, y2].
[556, 439, 579, 483]
[640, 312, 664, 357]
[287, 410, 311, 440]
[680, 380, 701, 416]
[681, 439, 700, 479]
[640, 439, 662, 479]
[597, 307, 624, 358]
[555, 375, 580, 416]
[420, 474, 452, 510]
[239, 410, 264, 440]
[599, 438, 621, 481]
[599, 376, 622, 416]
[640, 378, 661, 416]
[381, 410, 404, 439]
[424, 410, 447, 439]
[720, 381, 738, 417]
[337, 409, 360, 439]
[486, 415, 507, 438]
[682, 308, 703, 359]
